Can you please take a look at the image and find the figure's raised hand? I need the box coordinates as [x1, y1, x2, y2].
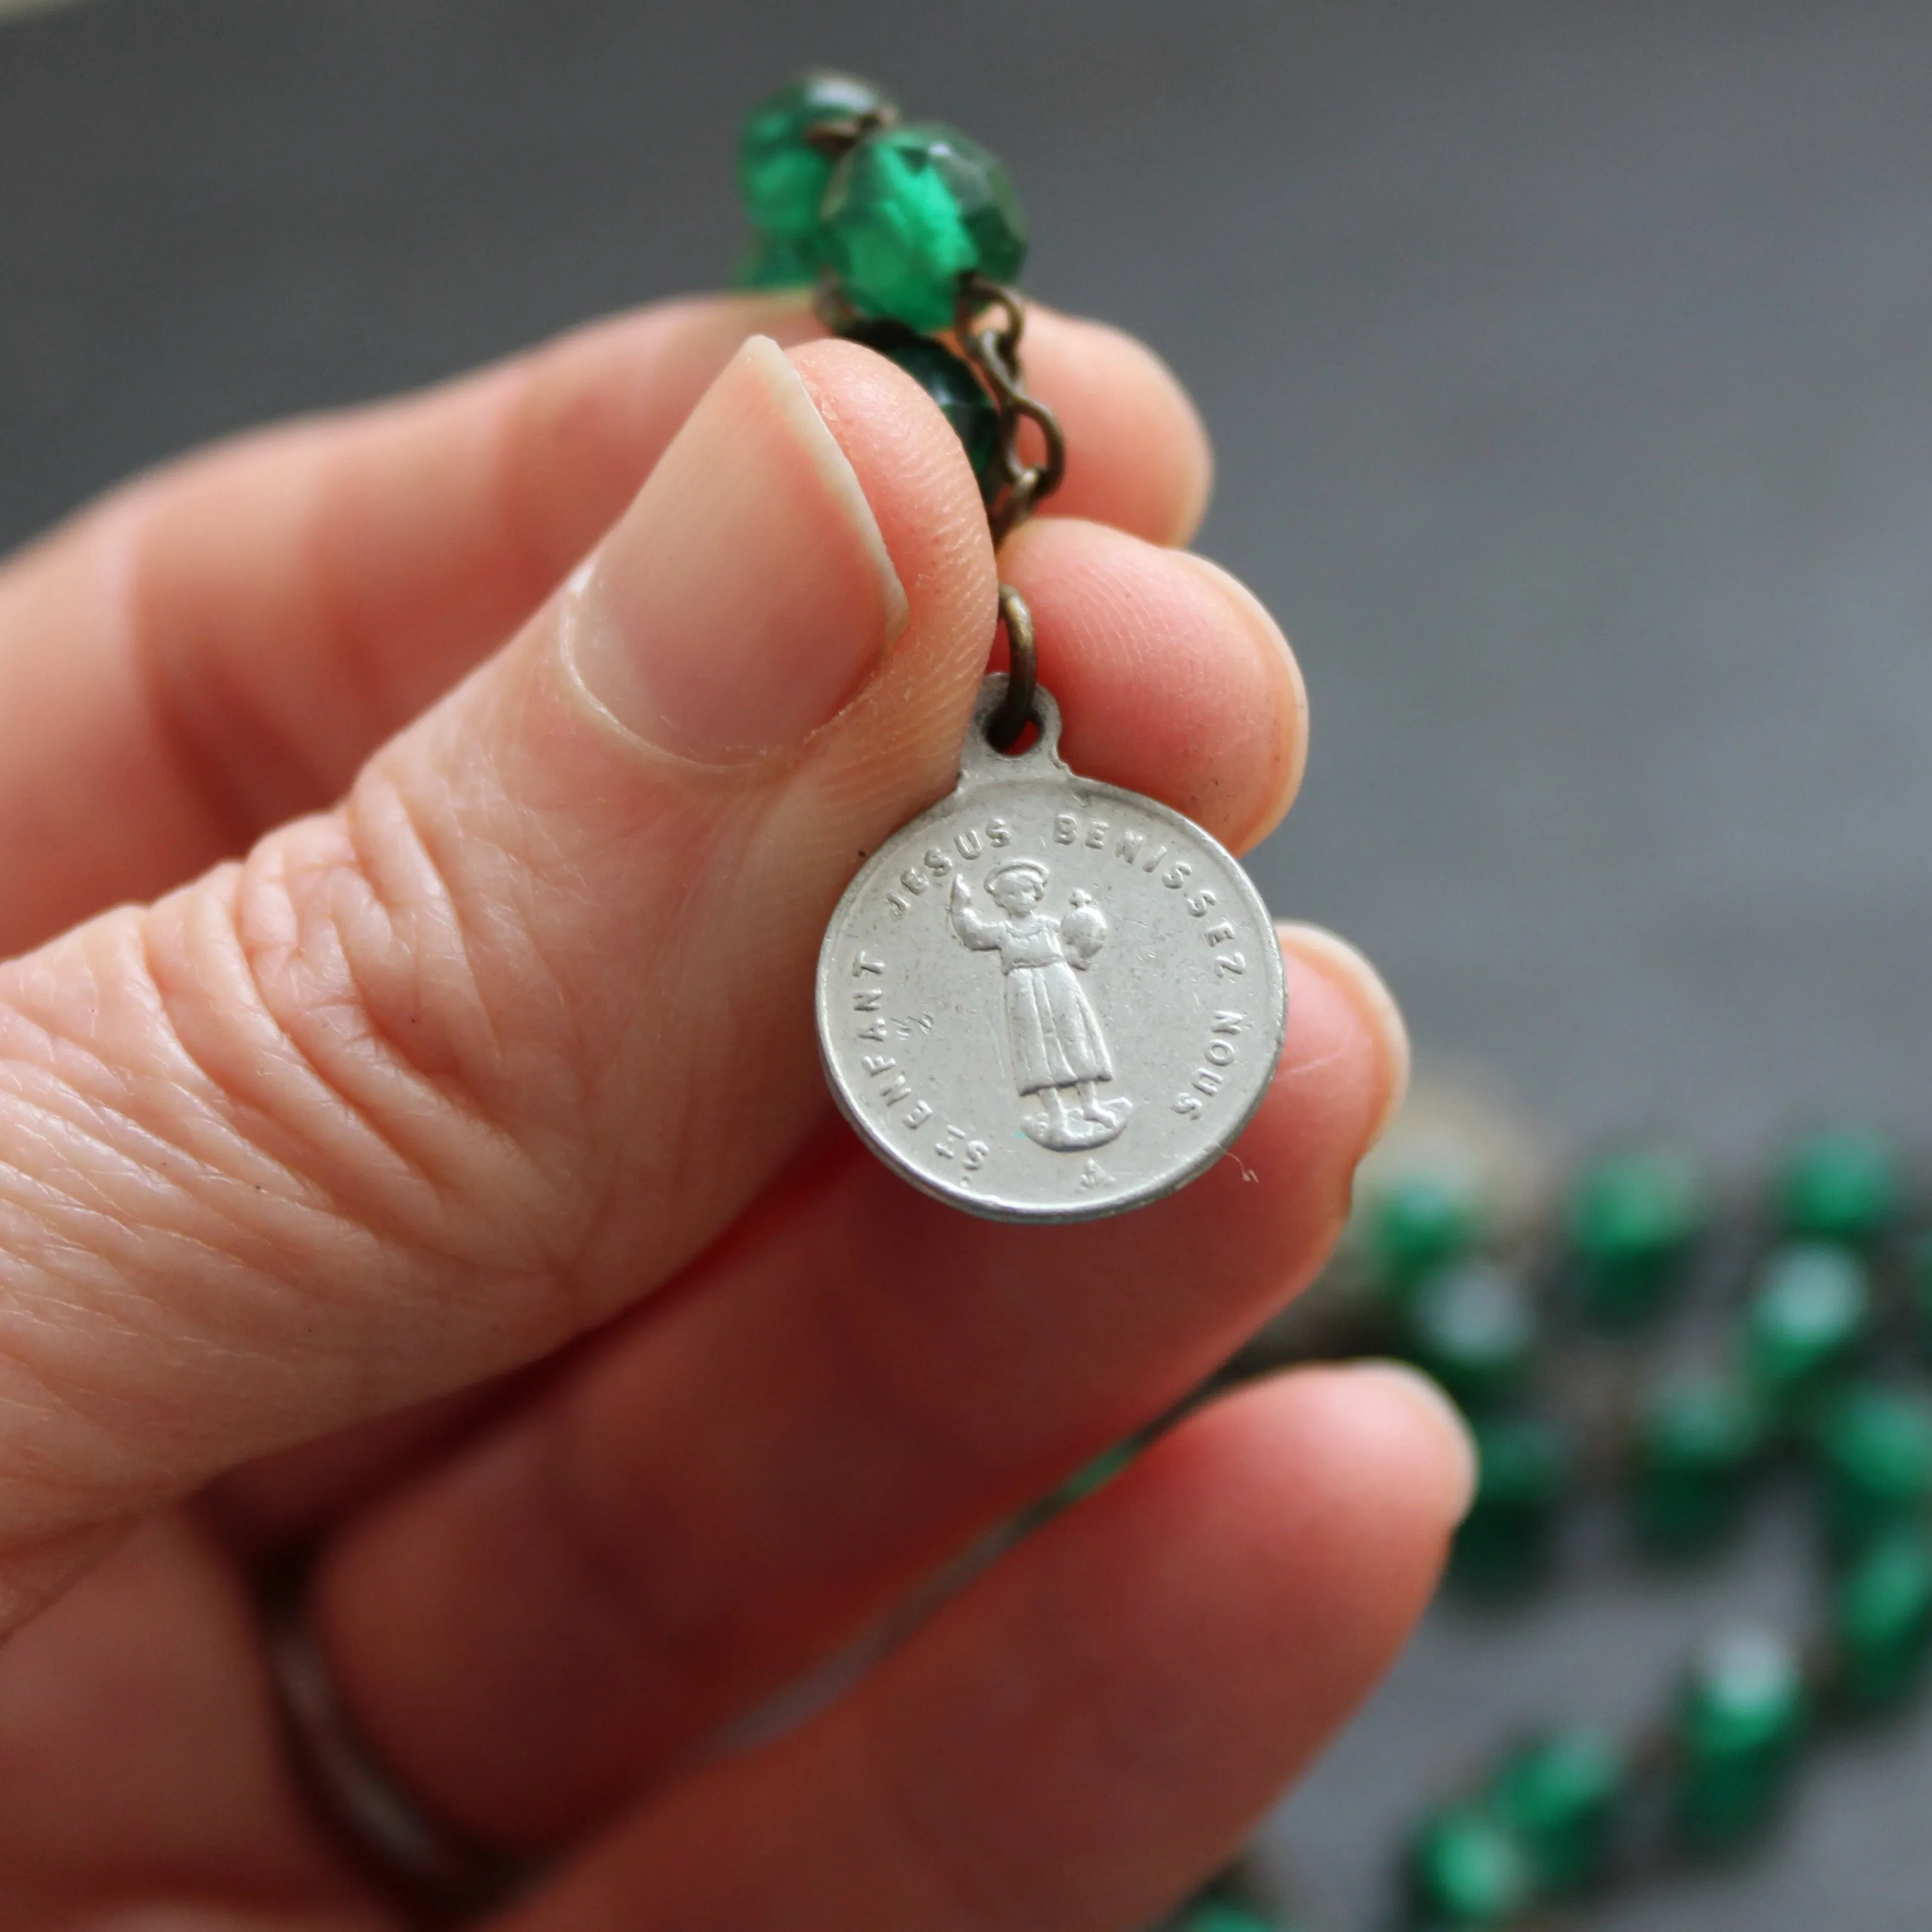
[0, 293, 1468, 1931]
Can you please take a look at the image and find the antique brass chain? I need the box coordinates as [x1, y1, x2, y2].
[799, 117, 1065, 754]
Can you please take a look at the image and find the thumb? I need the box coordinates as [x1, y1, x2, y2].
[0, 335, 992, 1613]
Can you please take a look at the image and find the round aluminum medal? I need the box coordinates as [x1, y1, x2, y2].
[816, 678, 1288, 1223]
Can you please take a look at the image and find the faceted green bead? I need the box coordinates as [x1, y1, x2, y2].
[1568, 1146, 1706, 1327]
[1743, 1243, 1871, 1421]
[1489, 1727, 1627, 1896]
[1777, 1126, 1905, 1248]
[1815, 1383, 1932, 1556]
[1407, 1807, 1536, 1927]
[737, 72, 895, 246]
[1831, 1528, 1932, 1713]
[1672, 1629, 1809, 1851]
[1628, 1371, 1767, 1554]
[836, 319, 1000, 497]
[1452, 1414, 1575, 1590]
[822, 122, 1027, 332]
[1363, 1171, 1483, 1299]
[1400, 1263, 1537, 1413]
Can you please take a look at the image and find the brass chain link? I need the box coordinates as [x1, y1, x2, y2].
[800, 118, 1066, 751]
[950, 273, 1067, 749]
[951, 271, 1067, 547]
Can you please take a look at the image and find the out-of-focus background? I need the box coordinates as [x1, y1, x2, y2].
[6, 3, 1932, 1926]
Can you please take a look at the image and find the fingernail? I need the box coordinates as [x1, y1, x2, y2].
[1341, 1360, 1478, 1525]
[566, 335, 909, 762]
[1276, 921, 1411, 1146]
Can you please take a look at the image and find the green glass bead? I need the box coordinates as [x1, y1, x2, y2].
[1568, 1146, 1706, 1326]
[1743, 1243, 1871, 1421]
[822, 122, 1027, 332]
[1628, 1371, 1767, 1554]
[1489, 1727, 1627, 1896]
[1363, 1171, 1483, 1298]
[1407, 1807, 1535, 1928]
[1401, 1263, 1537, 1413]
[1017, 1438, 1136, 1537]
[1672, 1628, 1809, 1852]
[1175, 1903, 1276, 1932]
[1452, 1415, 1575, 1591]
[1910, 1234, 1932, 1364]
[1815, 1383, 1932, 1556]
[1831, 1528, 1932, 1713]
[737, 72, 895, 246]
[836, 319, 1000, 497]
[734, 230, 819, 290]
[1777, 1126, 1905, 1248]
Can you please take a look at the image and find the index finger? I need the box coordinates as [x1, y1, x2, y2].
[0, 294, 1211, 956]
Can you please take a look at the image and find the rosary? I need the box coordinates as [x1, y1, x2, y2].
[738, 75, 1932, 1932]
[1151, 1120, 1932, 1931]
[734, 72, 1287, 1227]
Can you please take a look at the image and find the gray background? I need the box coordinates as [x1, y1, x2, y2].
[6, 1, 1932, 1925]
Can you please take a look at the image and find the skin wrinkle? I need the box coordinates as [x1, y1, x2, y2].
[0, 765, 588, 1539]
[154, 861, 455, 1238]
[220, 807, 579, 1276]
[335, 767, 513, 1106]
[0, 1108, 364, 1509]
[0, 976, 364, 1472]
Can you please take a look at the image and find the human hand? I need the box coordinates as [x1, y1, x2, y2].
[0, 291, 1471, 1929]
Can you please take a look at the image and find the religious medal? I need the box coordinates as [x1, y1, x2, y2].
[817, 677, 1285, 1222]
[734, 72, 1289, 1222]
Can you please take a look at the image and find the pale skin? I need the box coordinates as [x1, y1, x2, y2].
[0, 290, 1473, 1931]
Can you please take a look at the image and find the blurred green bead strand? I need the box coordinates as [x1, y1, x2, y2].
[1488, 1726, 1628, 1896]
[1172, 1900, 1281, 1932]
[1452, 1414, 1575, 1590]
[1831, 1528, 1932, 1714]
[1814, 1383, 1932, 1557]
[1909, 1232, 1932, 1363]
[736, 71, 896, 276]
[1568, 1144, 1707, 1327]
[1405, 1806, 1537, 1929]
[1400, 1262, 1538, 1413]
[1777, 1125, 1905, 1248]
[822, 121, 1027, 330]
[1671, 1628, 1809, 1852]
[1743, 1243, 1871, 1423]
[1628, 1370, 1767, 1554]
[1362, 1170, 1483, 1302]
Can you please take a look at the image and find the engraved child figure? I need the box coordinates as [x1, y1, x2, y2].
[948, 859, 1132, 1151]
